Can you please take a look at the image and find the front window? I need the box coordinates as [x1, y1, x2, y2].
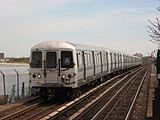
[31, 51, 42, 68]
[46, 52, 57, 68]
[61, 51, 73, 68]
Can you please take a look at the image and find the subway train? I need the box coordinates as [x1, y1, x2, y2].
[29, 41, 142, 98]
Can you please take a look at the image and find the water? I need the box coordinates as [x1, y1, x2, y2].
[0, 63, 29, 102]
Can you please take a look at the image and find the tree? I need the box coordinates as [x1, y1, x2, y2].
[148, 7, 160, 45]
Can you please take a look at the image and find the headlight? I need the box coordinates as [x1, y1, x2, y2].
[32, 74, 36, 78]
[62, 74, 66, 79]
[68, 74, 72, 78]
[37, 74, 41, 78]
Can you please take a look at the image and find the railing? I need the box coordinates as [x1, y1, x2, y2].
[0, 68, 30, 104]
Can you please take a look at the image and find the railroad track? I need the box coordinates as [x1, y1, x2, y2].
[1, 66, 147, 120]
[0, 96, 42, 119]
[90, 66, 150, 120]
[28, 69, 136, 120]
[68, 65, 150, 120]
[0, 100, 46, 120]
[39, 66, 144, 120]
[67, 66, 149, 120]
[124, 67, 150, 120]
[2, 68, 131, 120]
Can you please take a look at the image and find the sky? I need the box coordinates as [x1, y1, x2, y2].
[0, 0, 159, 57]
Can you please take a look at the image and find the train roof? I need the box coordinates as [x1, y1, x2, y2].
[32, 41, 74, 50]
[31, 41, 141, 58]
[31, 41, 105, 51]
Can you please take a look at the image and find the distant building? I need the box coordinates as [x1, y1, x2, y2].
[134, 53, 143, 58]
[0, 53, 4, 59]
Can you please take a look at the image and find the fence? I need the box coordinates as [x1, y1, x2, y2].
[0, 68, 30, 104]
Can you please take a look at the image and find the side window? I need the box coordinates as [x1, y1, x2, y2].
[102, 52, 105, 65]
[84, 53, 87, 66]
[97, 52, 100, 65]
[112, 53, 115, 68]
[87, 53, 90, 66]
[78, 52, 82, 68]
[86, 53, 90, 66]
[97, 53, 99, 65]
[89, 53, 92, 65]
[124, 56, 126, 64]
[95, 53, 97, 65]
[98, 52, 101, 64]
[85, 53, 89, 67]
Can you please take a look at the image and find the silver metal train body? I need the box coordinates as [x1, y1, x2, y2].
[29, 41, 142, 97]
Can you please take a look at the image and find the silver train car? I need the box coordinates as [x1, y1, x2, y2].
[29, 41, 142, 98]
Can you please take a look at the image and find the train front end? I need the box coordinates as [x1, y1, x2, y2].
[29, 41, 77, 97]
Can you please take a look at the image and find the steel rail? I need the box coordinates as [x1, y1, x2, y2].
[103, 67, 148, 120]
[1, 100, 44, 120]
[24, 102, 66, 120]
[91, 66, 148, 120]
[40, 67, 142, 120]
[124, 67, 150, 120]
[92, 66, 148, 120]
[69, 67, 145, 120]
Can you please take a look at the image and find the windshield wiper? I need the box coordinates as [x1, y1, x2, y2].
[61, 68, 70, 71]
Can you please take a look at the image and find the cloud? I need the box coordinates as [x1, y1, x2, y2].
[0, 0, 89, 18]
[0, 0, 157, 57]
[0, 5, 155, 39]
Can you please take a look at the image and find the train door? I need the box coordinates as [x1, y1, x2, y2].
[92, 51, 96, 77]
[100, 52, 103, 73]
[110, 53, 112, 71]
[106, 52, 109, 72]
[44, 51, 59, 84]
[82, 51, 86, 80]
[120, 54, 122, 69]
[77, 52, 84, 82]
[114, 53, 116, 70]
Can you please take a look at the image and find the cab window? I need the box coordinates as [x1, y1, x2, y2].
[61, 51, 73, 68]
[31, 51, 42, 68]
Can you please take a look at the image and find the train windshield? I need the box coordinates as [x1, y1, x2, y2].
[46, 52, 57, 68]
[61, 51, 73, 68]
[31, 51, 42, 68]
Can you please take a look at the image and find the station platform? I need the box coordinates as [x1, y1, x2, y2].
[146, 65, 157, 119]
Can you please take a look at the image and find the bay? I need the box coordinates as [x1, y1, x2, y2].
[0, 63, 30, 101]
